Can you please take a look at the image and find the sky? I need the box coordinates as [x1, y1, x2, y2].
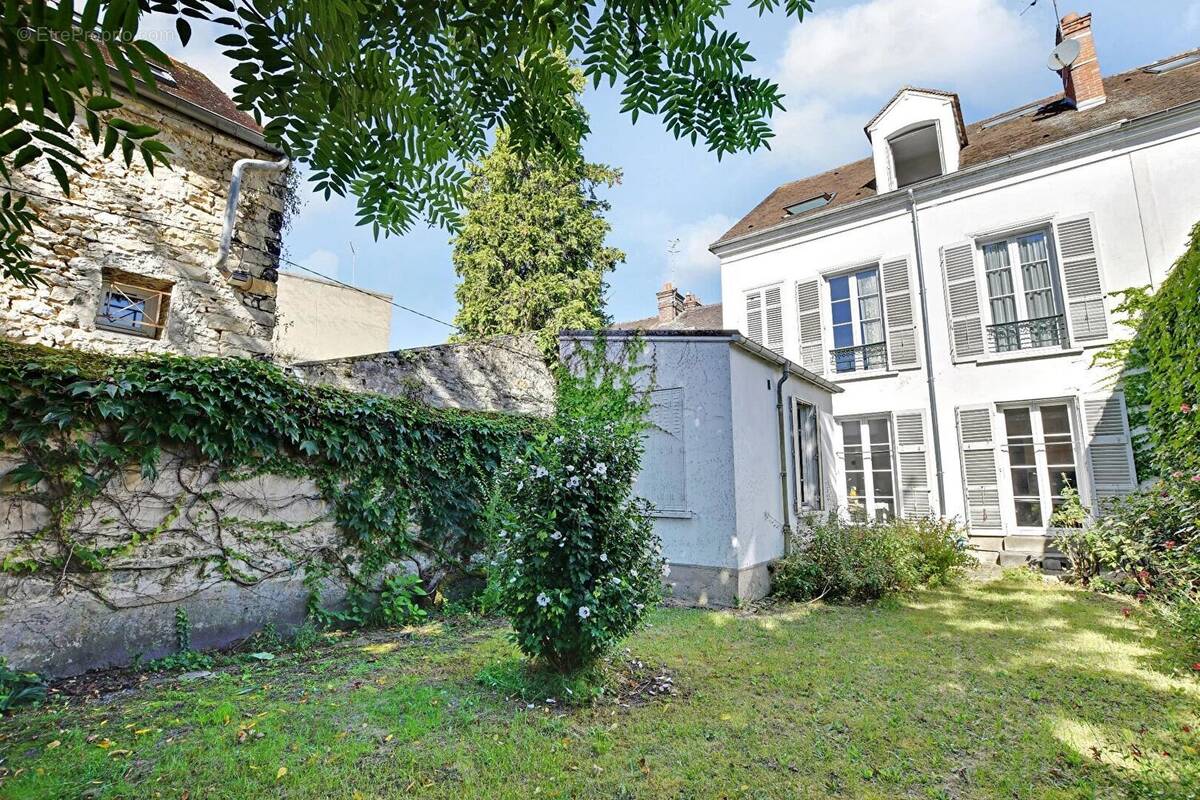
[147, 0, 1199, 349]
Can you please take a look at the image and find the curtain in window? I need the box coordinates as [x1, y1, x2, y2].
[983, 243, 1017, 324]
[1019, 234, 1055, 319]
[857, 270, 883, 344]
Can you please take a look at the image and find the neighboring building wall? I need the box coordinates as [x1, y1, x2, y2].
[273, 272, 393, 362]
[0, 90, 286, 358]
[294, 333, 556, 416]
[717, 108, 1200, 561]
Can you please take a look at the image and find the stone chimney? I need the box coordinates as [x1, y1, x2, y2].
[656, 282, 684, 323]
[1058, 12, 1106, 110]
[682, 292, 702, 311]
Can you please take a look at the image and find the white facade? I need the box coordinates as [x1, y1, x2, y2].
[714, 94, 1200, 560]
[564, 331, 839, 605]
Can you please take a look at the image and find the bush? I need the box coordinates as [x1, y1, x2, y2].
[773, 514, 972, 603]
[492, 339, 664, 673]
[0, 659, 46, 713]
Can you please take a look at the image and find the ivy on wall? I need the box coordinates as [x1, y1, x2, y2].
[0, 340, 541, 604]
[1095, 222, 1200, 478]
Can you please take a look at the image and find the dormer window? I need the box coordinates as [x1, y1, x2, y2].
[889, 123, 943, 188]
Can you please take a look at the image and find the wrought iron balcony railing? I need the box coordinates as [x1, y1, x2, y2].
[830, 342, 888, 374]
[986, 314, 1067, 353]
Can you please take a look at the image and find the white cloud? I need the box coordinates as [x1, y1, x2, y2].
[297, 248, 340, 277]
[665, 214, 734, 283]
[764, 0, 1044, 170]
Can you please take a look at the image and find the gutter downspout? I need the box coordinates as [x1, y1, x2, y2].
[907, 188, 947, 516]
[213, 157, 290, 295]
[776, 365, 794, 555]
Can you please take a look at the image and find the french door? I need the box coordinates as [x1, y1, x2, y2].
[840, 416, 895, 520]
[999, 402, 1080, 529]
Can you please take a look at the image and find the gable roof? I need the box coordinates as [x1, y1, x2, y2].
[716, 49, 1200, 246]
[610, 302, 724, 331]
[160, 57, 262, 135]
[864, 86, 968, 146]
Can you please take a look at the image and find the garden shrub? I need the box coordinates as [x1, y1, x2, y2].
[0, 658, 46, 713]
[492, 339, 664, 673]
[773, 514, 972, 602]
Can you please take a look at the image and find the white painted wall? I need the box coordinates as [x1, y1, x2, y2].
[274, 272, 392, 362]
[718, 113, 1200, 531]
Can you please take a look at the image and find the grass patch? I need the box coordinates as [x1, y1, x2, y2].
[1, 576, 1197, 799]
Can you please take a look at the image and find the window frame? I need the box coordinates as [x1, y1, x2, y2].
[838, 414, 897, 521]
[825, 264, 887, 374]
[996, 399, 1085, 531]
[791, 398, 824, 512]
[95, 275, 171, 340]
[977, 227, 1068, 354]
[887, 121, 946, 189]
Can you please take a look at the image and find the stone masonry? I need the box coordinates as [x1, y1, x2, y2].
[0, 81, 286, 358]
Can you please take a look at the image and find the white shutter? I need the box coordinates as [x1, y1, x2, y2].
[894, 410, 930, 517]
[1055, 216, 1109, 343]
[956, 405, 1002, 530]
[745, 290, 764, 345]
[795, 279, 824, 374]
[764, 285, 784, 353]
[941, 243, 985, 362]
[882, 257, 920, 370]
[1082, 392, 1137, 508]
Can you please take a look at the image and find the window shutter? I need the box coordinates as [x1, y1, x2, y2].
[795, 279, 824, 374]
[882, 258, 919, 370]
[1055, 216, 1109, 343]
[941, 243, 985, 362]
[745, 290, 764, 345]
[894, 410, 930, 517]
[956, 405, 1002, 530]
[1082, 392, 1137, 508]
[764, 285, 784, 353]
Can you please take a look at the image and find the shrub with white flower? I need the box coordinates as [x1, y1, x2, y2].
[493, 337, 664, 673]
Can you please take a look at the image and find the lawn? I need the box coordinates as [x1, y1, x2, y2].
[1, 574, 1197, 799]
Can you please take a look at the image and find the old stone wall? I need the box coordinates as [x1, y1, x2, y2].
[294, 333, 556, 416]
[0, 90, 286, 358]
[0, 449, 355, 676]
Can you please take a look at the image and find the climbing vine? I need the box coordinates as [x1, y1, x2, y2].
[0, 341, 540, 610]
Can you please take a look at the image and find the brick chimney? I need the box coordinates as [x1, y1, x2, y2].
[682, 292, 702, 311]
[656, 282, 684, 323]
[1058, 12, 1106, 110]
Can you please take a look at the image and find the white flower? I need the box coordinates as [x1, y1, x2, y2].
[599, 553, 608, 562]
[515, 558, 523, 565]
[578, 606, 591, 619]
[533, 466, 549, 478]
[593, 462, 607, 477]
[631, 569, 638, 578]
[550, 531, 562, 541]
[553, 435, 564, 445]
[662, 564, 671, 577]
[566, 476, 581, 489]
[565, 464, 575, 473]
[635, 603, 645, 611]
[536, 592, 550, 607]
[516, 480, 524, 491]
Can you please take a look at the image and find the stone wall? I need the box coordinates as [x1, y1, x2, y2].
[0, 90, 286, 358]
[294, 333, 556, 416]
[0, 449, 352, 676]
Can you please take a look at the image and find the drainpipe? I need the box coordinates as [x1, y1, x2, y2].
[213, 157, 290, 295]
[775, 365, 794, 555]
[907, 188, 947, 516]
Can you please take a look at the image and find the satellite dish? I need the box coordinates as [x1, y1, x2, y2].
[1047, 38, 1081, 72]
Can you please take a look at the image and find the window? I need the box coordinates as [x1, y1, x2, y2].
[95, 272, 171, 339]
[1144, 53, 1200, 74]
[841, 416, 895, 520]
[981, 231, 1066, 352]
[889, 123, 943, 188]
[1001, 403, 1079, 528]
[791, 399, 823, 511]
[785, 193, 834, 215]
[828, 267, 886, 373]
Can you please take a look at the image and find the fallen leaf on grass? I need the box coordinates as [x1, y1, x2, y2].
[276, 766, 287, 781]
[45, 740, 60, 750]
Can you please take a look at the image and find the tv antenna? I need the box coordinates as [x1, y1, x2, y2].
[666, 237, 680, 282]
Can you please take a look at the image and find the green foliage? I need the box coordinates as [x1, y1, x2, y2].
[1049, 482, 1090, 529]
[773, 515, 973, 603]
[0, 658, 46, 713]
[1094, 222, 1200, 478]
[0, 340, 537, 610]
[1, 1, 815, 284]
[1053, 526, 1106, 585]
[493, 338, 664, 672]
[477, 658, 606, 705]
[451, 124, 624, 354]
[372, 573, 429, 627]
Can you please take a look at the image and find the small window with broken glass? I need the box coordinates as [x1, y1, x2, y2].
[95, 272, 171, 339]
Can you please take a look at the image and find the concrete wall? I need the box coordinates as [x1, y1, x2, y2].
[718, 110, 1200, 538]
[0, 90, 286, 358]
[273, 272, 392, 362]
[0, 451, 348, 676]
[294, 333, 555, 416]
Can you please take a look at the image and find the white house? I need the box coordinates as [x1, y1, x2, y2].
[563, 326, 840, 606]
[711, 11, 1200, 566]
